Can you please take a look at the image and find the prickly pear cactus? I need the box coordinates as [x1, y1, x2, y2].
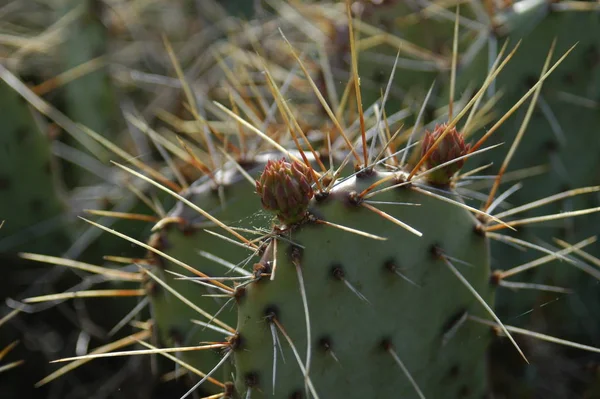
[232, 153, 495, 397]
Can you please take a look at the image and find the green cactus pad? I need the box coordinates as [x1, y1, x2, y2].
[58, 0, 119, 186]
[0, 83, 70, 254]
[234, 169, 494, 398]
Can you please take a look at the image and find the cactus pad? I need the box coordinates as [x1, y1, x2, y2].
[234, 167, 494, 398]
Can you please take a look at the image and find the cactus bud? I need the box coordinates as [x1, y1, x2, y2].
[421, 123, 471, 185]
[255, 158, 314, 225]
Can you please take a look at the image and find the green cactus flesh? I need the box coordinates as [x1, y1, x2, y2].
[58, 0, 118, 186]
[234, 168, 494, 398]
[0, 82, 70, 254]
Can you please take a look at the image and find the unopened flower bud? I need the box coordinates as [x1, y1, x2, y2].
[256, 159, 314, 225]
[421, 123, 471, 185]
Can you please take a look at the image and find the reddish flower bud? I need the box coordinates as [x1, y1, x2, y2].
[421, 123, 471, 185]
[255, 159, 314, 225]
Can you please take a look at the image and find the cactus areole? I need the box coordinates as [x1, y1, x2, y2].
[255, 158, 315, 225]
